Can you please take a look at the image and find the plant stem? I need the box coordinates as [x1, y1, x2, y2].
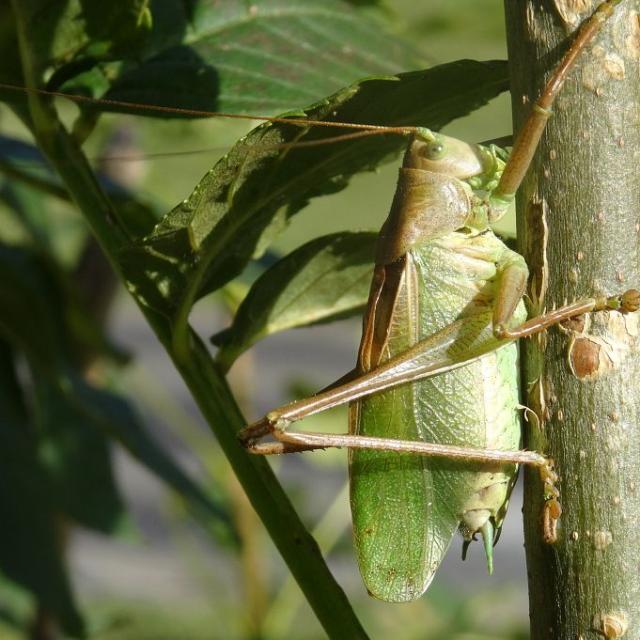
[505, 2, 640, 638]
[12, 4, 368, 637]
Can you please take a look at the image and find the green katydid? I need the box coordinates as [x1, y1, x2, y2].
[2, 0, 634, 606]
[238, 0, 639, 602]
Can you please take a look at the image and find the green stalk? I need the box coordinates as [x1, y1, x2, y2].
[12, 4, 368, 638]
[505, 2, 640, 638]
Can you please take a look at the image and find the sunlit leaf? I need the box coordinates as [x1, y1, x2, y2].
[124, 60, 508, 316]
[59, 0, 423, 116]
[215, 232, 376, 369]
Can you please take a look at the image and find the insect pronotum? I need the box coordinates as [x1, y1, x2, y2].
[2, 0, 635, 605]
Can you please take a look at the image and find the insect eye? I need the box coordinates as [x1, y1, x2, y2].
[424, 141, 445, 160]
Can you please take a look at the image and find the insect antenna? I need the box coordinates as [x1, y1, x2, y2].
[0, 82, 423, 168]
[0, 82, 420, 137]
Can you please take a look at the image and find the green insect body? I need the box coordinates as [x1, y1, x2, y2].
[350, 136, 527, 601]
[238, 0, 629, 605]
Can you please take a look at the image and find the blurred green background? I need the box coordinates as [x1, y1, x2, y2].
[0, 1, 531, 638]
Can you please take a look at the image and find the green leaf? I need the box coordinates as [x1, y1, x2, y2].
[215, 231, 377, 370]
[0, 1, 151, 116]
[26, 0, 151, 72]
[0, 134, 159, 240]
[68, 378, 238, 547]
[0, 244, 68, 370]
[34, 380, 126, 534]
[0, 574, 32, 636]
[58, 0, 424, 116]
[0, 242, 125, 369]
[0, 181, 47, 248]
[0, 344, 84, 638]
[71, 0, 152, 58]
[0, 243, 235, 545]
[0, 4, 23, 99]
[125, 60, 508, 316]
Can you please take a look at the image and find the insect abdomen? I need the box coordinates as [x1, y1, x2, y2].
[350, 230, 525, 601]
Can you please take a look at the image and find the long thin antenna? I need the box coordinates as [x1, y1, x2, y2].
[0, 82, 419, 137]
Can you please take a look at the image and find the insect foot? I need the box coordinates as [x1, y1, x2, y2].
[238, 416, 273, 448]
[238, 415, 293, 455]
[540, 459, 562, 544]
[618, 289, 640, 313]
[591, 289, 640, 314]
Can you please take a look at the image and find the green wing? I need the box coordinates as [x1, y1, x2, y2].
[349, 255, 460, 602]
[349, 235, 523, 602]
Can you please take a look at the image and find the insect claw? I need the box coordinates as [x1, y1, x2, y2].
[619, 289, 640, 312]
[493, 323, 509, 340]
[238, 415, 276, 446]
[542, 498, 562, 544]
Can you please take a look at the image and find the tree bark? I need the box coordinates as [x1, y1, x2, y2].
[504, 1, 640, 639]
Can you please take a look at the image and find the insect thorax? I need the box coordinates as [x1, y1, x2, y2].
[374, 140, 509, 264]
